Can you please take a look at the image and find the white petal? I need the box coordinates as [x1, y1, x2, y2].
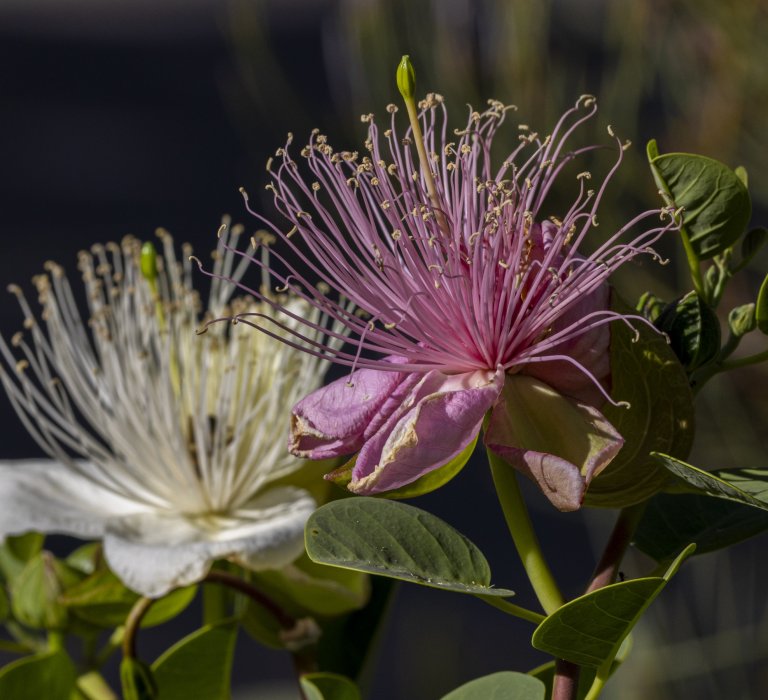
[103, 487, 316, 597]
[0, 459, 148, 538]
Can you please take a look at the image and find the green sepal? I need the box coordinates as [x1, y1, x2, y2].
[585, 301, 694, 507]
[305, 497, 513, 596]
[655, 291, 721, 371]
[120, 658, 157, 700]
[300, 672, 362, 700]
[0, 650, 77, 700]
[646, 141, 752, 260]
[440, 671, 546, 700]
[531, 545, 694, 668]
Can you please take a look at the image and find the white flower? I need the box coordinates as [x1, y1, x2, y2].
[0, 222, 335, 597]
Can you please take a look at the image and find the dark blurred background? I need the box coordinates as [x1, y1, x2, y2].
[2, 1, 768, 698]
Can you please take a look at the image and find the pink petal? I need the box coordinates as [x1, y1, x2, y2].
[485, 374, 623, 511]
[524, 284, 611, 406]
[290, 361, 419, 459]
[349, 369, 504, 494]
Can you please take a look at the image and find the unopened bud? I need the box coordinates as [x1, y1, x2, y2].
[397, 55, 416, 101]
[140, 242, 158, 282]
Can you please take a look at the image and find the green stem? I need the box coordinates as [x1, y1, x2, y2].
[583, 661, 611, 700]
[487, 448, 564, 615]
[75, 671, 119, 700]
[122, 597, 155, 660]
[586, 502, 647, 594]
[719, 347, 768, 371]
[679, 227, 706, 302]
[0, 639, 32, 655]
[474, 594, 546, 625]
[47, 631, 64, 652]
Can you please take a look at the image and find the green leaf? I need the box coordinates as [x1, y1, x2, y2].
[585, 307, 695, 507]
[655, 454, 768, 509]
[300, 672, 362, 700]
[120, 658, 157, 700]
[0, 650, 76, 700]
[305, 497, 513, 596]
[61, 567, 196, 628]
[728, 303, 756, 338]
[65, 543, 102, 576]
[655, 292, 721, 371]
[635, 492, 768, 561]
[756, 272, 768, 334]
[440, 671, 546, 700]
[0, 533, 45, 582]
[151, 619, 238, 700]
[11, 552, 84, 629]
[647, 142, 752, 260]
[532, 545, 694, 667]
[251, 553, 370, 618]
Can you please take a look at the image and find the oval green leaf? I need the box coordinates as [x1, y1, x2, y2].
[61, 568, 196, 628]
[0, 650, 76, 700]
[151, 619, 238, 700]
[655, 454, 768, 510]
[585, 306, 695, 508]
[300, 672, 362, 700]
[755, 272, 768, 334]
[532, 545, 694, 667]
[305, 497, 513, 596]
[440, 671, 546, 700]
[647, 142, 752, 260]
[634, 491, 768, 561]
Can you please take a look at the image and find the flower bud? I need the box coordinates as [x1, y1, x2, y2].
[396, 55, 416, 101]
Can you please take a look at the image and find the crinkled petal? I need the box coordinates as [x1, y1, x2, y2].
[485, 374, 624, 511]
[349, 369, 504, 495]
[290, 362, 417, 459]
[103, 486, 315, 597]
[524, 284, 611, 406]
[0, 460, 149, 538]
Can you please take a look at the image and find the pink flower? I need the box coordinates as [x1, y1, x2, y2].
[214, 95, 673, 510]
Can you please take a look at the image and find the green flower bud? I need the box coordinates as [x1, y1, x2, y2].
[396, 55, 416, 101]
[728, 303, 756, 338]
[140, 242, 158, 282]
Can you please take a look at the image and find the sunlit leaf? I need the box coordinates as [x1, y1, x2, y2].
[655, 454, 768, 509]
[305, 498, 513, 596]
[440, 671, 546, 700]
[532, 545, 694, 667]
[647, 141, 751, 260]
[634, 492, 768, 561]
